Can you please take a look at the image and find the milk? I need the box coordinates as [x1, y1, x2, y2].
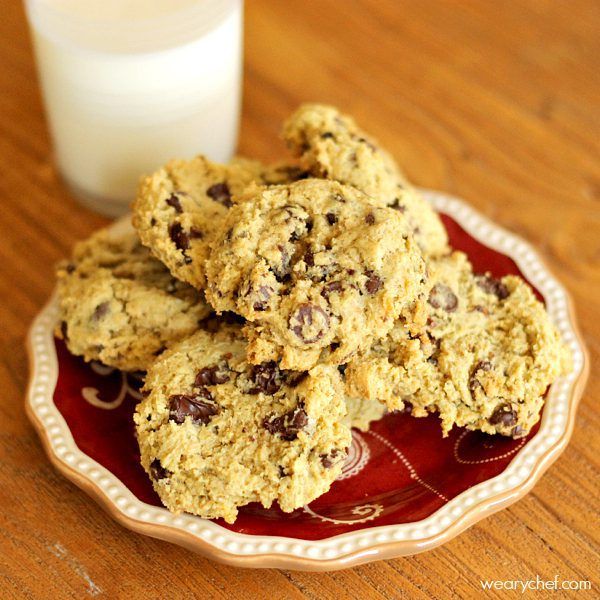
[26, 0, 243, 216]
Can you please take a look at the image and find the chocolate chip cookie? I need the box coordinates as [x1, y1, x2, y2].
[282, 103, 449, 257]
[55, 227, 211, 372]
[135, 323, 351, 523]
[345, 252, 570, 438]
[133, 155, 303, 289]
[205, 179, 428, 371]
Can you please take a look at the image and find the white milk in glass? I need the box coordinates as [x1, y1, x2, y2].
[26, 0, 243, 215]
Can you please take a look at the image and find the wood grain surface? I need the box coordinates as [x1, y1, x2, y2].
[1, 1, 598, 598]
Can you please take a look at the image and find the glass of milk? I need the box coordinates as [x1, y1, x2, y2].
[25, 0, 244, 216]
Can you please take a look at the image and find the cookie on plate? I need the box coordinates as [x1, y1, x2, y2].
[282, 103, 449, 257]
[345, 252, 570, 438]
[135, 323, 351, 523]
[133, 156, 303, 289]
[344, 394, 387, 432]
[205, 178, 428, 370]
[55, 227, 211, 372]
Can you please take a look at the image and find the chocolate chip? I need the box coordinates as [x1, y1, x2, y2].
[389, 198, 406, 212]
[469, 361, 492, 396]
[278, 465, 287, 477]
[150, 217, 157, 226]
[165, 193, 182, 213]
[289, 222, 313, 243]
[195, 365, 229, 387]
[268, 165, 309, 182]
[251, 285, 273, 311]
[309, 257, 331, 282]
[476, 275, 510, 300]
[65, 263, 76, 274]
[249, 362, 283, 395]
[402, 401, 413, 414]
[206, 182, 232, 207]
[512, 425, 525, 438]
[357, 136, 376, 151]
[289, 303, 330, 344]
[320, 448, 345, 468]
[263, 403, 309, 441]
[298, 141, 310, 153]
[475, 360, 492, 373]
[304, 250, 314, 267]
[337, 364, 347, 377]
[365, 212, 375, 225]
[321, 132, 334, 139]
[321, 281, 343, 299]
[287, 371, 308, 388]
[364, 271, 383, 294]
[91, 301, 109, 321]
[189, 227, 203, 239]
[326, 212, 337, 225]
[428, 283, 458, 312]
[150, 459, 170, 481]
[280, 205, 311, 242]
[489, 404, 517, 427]
[196, 386, 214, 400]
[273, 245, 291, 281]
[169, 394, 219, 425]
[169, 222, 189, 252]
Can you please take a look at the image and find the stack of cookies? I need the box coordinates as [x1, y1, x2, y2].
[55, 104, 570, 523]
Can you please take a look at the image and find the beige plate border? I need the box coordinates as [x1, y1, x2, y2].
[25, 190, 589, 571]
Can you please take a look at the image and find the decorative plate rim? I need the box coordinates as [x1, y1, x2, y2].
[25, 190, 589, 571]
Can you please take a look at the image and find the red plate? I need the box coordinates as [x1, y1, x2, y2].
[27, 192, 588, 569]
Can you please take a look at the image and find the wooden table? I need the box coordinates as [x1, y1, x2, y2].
[1, 1, 598, 597]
